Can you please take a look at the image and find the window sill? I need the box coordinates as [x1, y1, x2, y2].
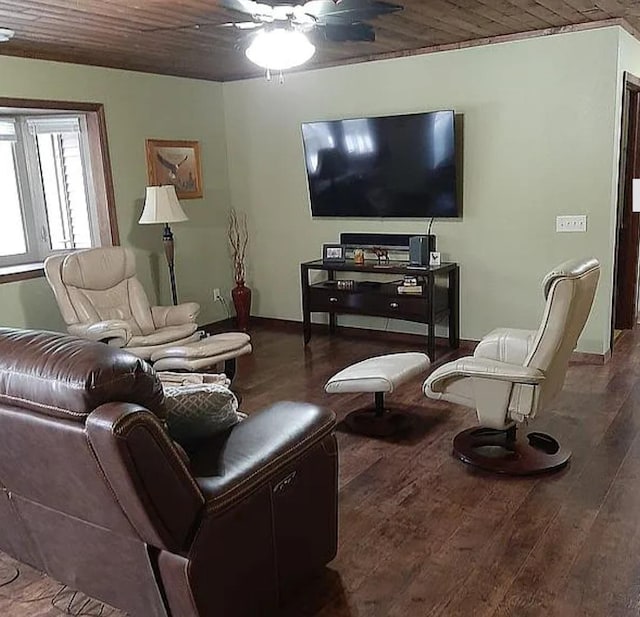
[0, 262, 45, 284]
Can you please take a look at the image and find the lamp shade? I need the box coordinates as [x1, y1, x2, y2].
[139, 185, 188, 224]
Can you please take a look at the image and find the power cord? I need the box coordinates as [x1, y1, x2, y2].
[220, 297, 231, 318]
[50, 586, 118, 616]
[214, 292, 231, 318]
[427, 216, 435, 237]
[0, 565, 19, 588]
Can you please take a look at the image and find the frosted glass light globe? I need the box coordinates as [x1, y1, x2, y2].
[246, 29, 316, 71]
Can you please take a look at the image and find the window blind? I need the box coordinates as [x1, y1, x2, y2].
[26, 117, 81, 135]
[31, 116, 92, 250]
[0, 118, 16, 141]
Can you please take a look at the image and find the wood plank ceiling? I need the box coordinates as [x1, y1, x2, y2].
[0, 0, 636, 81]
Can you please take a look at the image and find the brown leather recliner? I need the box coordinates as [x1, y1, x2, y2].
[0, 328, 338, 617]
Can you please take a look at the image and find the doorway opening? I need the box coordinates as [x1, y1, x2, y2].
[612, 72, 640, 352]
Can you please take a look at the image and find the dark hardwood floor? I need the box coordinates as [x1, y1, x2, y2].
[2, 323, 640, 616]
[249, 325, 640, 617]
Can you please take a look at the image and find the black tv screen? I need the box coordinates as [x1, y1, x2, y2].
[302, 110, 459, 218]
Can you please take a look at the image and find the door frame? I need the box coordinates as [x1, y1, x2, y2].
[612, 71, 640, 350]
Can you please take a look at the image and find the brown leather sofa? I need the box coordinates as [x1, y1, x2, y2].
[0, 328, 338, 617]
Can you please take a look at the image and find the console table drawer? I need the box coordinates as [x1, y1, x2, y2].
[308, 288, 361, 312]
[308, 287, 427, 319]
[368, 294, 426, 317]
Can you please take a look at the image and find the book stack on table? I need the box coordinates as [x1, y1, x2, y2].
[397, 275, 423, 295]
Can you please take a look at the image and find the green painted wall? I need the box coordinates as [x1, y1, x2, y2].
[223, 27, 623, 354]
[0, 56, 233, 331]
[0, 27, 630, 354]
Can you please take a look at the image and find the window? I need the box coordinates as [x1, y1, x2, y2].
[0, 100, 118, 276]
[0, 114, 102, 267]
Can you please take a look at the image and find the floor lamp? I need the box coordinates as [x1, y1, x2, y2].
[139, 185, 188, 306]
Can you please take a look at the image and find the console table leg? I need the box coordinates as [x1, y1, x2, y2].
[449, 266, 460, 349]
[301, 264, 311, 345]
[326, 270, 337, 335]
[427, 272, 436, 361]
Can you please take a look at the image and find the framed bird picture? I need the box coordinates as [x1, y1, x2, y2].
[145, 139, 203, 199]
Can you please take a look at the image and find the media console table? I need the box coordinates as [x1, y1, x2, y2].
[300, 259, 459, 360]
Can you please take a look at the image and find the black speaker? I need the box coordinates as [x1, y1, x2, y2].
[409, 235, 436, 265]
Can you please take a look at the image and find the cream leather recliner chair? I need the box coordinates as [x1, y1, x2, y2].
[424, 257, 600, 475]
[44, 247, 202, 359]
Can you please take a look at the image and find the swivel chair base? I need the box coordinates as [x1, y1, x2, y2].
[453, 426, 571, 475]
[344, 392, 412, 438]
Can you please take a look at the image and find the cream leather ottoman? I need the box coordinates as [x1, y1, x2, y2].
[325, 352, 430, 437]
[151, 332, 252, 380]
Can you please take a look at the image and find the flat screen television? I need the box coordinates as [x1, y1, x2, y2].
[301, 110, 459, 218]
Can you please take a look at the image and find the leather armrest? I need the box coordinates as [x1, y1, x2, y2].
[68, 320, 132, 346]
[152, 303, 200, 328]
[188, 401, 336, 515]
[428, 357, 545, 388]
[86, 403, 204, 553]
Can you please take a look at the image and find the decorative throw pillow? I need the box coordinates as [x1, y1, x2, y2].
[157, 371, 231, 388]
[163, 383, 241, 446]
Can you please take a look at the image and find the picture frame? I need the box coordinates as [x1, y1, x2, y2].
[429, 251, 441, 267]
[322, 244, 346, 263]
[145, 139, 203, 199]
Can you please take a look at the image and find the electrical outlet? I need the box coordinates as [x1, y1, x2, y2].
[213, 288, 223, 302]
[556, 215, 587, 233]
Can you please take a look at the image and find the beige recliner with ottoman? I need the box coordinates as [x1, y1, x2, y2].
[424, 257, 600, 475]
[45, 247, 251, 379]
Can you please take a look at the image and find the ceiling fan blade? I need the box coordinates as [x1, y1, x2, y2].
[319, 22, 376, 42]
[334, 0, 403, 13]
[218, 21, 266, 29]
[303, 0, 339, 15]
[306, 0, 402, 23]
[140, 21, 219, 33]
[220, 0, 279, 18]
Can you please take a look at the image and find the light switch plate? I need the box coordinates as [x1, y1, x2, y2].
[556, 215, 587, 233]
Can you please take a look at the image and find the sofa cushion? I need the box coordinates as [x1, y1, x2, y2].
[163, 383, 241, 446]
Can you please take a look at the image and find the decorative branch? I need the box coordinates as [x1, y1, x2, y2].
[228, 208, 248, 285]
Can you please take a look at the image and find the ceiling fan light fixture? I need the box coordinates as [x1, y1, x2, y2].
[245, 28, 316, 71]
[0, 28, 15, 43]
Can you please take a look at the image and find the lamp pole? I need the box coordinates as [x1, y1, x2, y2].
[163, 223, 178, 306]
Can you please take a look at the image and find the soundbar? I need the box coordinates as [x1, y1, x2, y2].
[339, 233, 436, 259]
[339, 233, 414, 248]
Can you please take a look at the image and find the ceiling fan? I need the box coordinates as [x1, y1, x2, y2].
[218, 0, 403, 75]
[219, 0, 403, 43]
